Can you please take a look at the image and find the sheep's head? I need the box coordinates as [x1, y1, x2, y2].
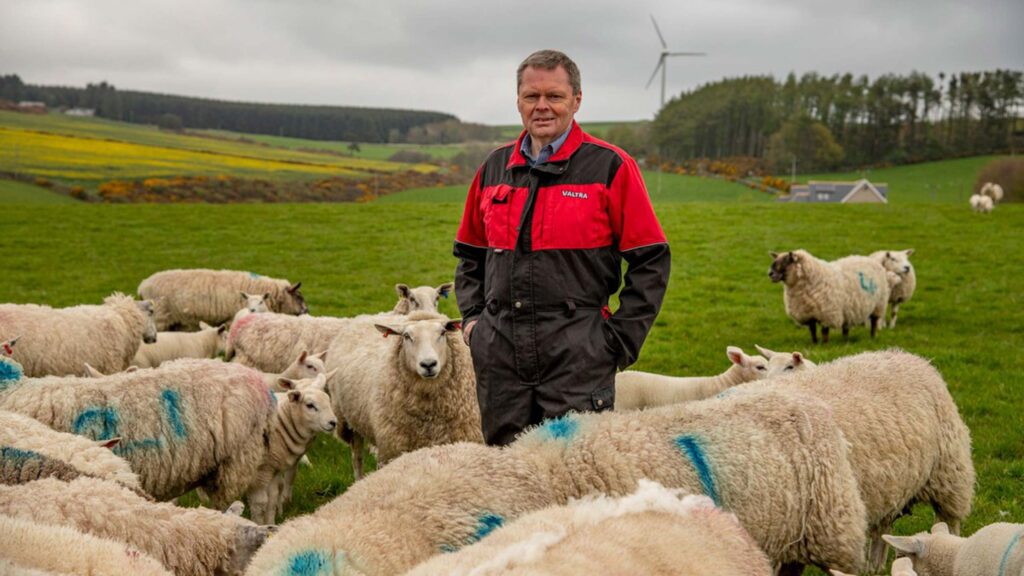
[282, 350, 327, 381]
[200, 321, 230, 356]
[768, 251, 802, 283]
[725, 346, 769, 382]
[754, 345, 815, 377]
[280, 282, 308, 316]
[882, 522, 953, 576]
[376, 315, 461, 379]
[239, 292, 271, 314]
[223, 510, 274, 576]
[277, 372, 338, 434]
[881, 249, 914, 276]
[136, 300, 158, 343]
[394, 282, 454, 314]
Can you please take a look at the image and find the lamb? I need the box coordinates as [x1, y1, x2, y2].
[831, 557, 917, 576]
[883, 521, 1023, 576]
[0, 513, 171, 576]
[245, 387, 867, 575]
[614, 346, 769, 410]
[230, 292, 271, 326]
[138, 268, 308, 331]
[769, 249, 891, 343]
[391, 282, 454, 314]
[0, 358, 275, 507]
[969, 193, 993, 213]
[753, 344, 817, 377]
[0, 293, 157, 377]
[132, 321, 228, 368]
[742, 349, 975, 572]
[870, 249, 917, 328]
[326, 311, 483, 479]
[980, 182, 1004, 203]
[247, 372, 338, 525]
[0, 410, 141, 490]
[404, 480, 773, 576]
[0, 476, 272, 576]
[261, 350, 327, 392]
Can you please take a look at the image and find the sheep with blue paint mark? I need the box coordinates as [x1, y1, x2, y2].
[0, 358, 275, 507]
[0, 293, 157, 377]
[883, 521, 1023, 576]
[0, 477, 271, 576]
[870, 249, 917, 329]
[741, 349, 975, 572]
[138, 268, 308, 331]
[404, 480, 773, 576]
[0, 513, 171, 576]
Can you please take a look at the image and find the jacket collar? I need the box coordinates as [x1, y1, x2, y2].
[506, 121, 584, 170]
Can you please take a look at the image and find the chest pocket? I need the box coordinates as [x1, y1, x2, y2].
[537, 184, 613, 250]
[481, 185, 518, 250]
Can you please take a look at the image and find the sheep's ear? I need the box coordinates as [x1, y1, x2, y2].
[726, 346, 746, 366]
[883, 534, 926, 556]
[277, 377, 296, 391]
[322, 369, 338, 384]
[262, 292, 271, 302]
[287, 282, 302, 293]
[297, 351, 308, 363]
[395, 284, 411, 298]
[83, 363, 104, 378]
[930, 522, 950, 535]
[288, 390, 303, 403]
[313, 350, 328, 362]
[445, 319, 462, 332]
[224, 501, 245, 516]
[312, 373, 331, 390]
[375, 324, 403, 338]
[792, 352, 804, 366]
[769, 251, 779, 260]
[97, 437, 121, 450]
[788, 251, 797, 261]
[754, 344, 776, 359]
[240, 292, 248, 301]
[124, 366, 139, 373]
[437, 282, 454, 299]
[200, 321, 212, 330]
[904, 249, 914, 257]
[217, 323, 228, 335]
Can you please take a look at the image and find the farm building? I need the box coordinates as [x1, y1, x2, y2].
[781, 179, 888, 203]
[65, 107, 96, 117]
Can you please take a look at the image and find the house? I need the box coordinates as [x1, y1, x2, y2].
[17, 101, 46, 112]
[781, 179, 888, 203]
[65, 108, 96, 117]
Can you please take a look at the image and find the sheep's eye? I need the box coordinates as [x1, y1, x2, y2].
[306, 403, 318, 411]
[784, 365, 794, 371]
[756, 366, 766, 371]
[403, 333, 412, 341]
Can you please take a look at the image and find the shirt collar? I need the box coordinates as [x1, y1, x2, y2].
[520, 126, 572, 166]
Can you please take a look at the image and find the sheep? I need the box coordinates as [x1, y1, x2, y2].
[830, 557, 917, 576]
[0, 358, 276, 508]
[137, 268, 308, 331]
[0, 513, 171, 576]
[262, 350, 327, 392]
[245, 387, 867, 575]
[614, 346, 770, 410]
[883, 521, 1023, 576]
[404, 480, 773, 576]
[132, 321, 228, 368]
[247, 372, 338, 525]
[0, 293, 157, 377]
[870, 249, 917, 329]
[769, 249, 891, 343]
[742, 349, 975, 572]
[326, 311, 483, 480]
[969, 193, 993, 213]
[391, 282, 454, 314]
[753, 344, 817, 377]
[0, 476, 272, 576]
[0, 410, 142, 490]
[980, 182, 1004, 203]
[230, 292, 271, 326]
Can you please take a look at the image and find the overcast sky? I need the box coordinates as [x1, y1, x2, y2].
[2, 0, 1021, 125]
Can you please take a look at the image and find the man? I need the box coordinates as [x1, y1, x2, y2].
[454, 49, 670, 446]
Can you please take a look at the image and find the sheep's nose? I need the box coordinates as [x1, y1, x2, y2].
[328, 421, 337, 429]
[420, 359, 438, 371]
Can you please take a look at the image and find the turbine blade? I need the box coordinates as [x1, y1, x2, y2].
[667, 52, 707, 57]
[645, 57, 665, 89]
[650, 15, 667, 50]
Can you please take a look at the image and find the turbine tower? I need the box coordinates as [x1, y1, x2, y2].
[646, 15, 706, 110]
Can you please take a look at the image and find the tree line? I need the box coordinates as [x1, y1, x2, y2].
[643, 69, 1022, 172]
[0, 74, 464, 144]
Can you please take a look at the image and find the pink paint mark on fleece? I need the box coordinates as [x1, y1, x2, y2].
[239, 365, 276, 409]
[226, 312, 260, 348]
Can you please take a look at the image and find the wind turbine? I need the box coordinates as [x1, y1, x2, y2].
[646, 15, 706, 110]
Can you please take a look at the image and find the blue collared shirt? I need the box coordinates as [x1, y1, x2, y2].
[521, 127, 572, 166]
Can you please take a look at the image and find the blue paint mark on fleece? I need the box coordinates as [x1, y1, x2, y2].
[440, 512, 505, 553]
[0, 358, 22, 392]
[1, 446, 41, 464]
[161, 389, 187, 439]
[998, 529, 1024, 576]
[73, 407, 120, 441]
[858, 272, 878, 294]
[113, 438, 162, 456]
[248, 271, 263, 279]
[674, 435, 721, 506]
[284, 550, 336, 576]
[537, 413, 579, 441]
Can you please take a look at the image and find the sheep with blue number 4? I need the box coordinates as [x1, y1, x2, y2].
[245, 387, 867, 576]
[0, 357, 275, 507]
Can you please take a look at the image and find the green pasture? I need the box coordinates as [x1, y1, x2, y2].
[0, 179, 75, 204]
[0, 200, 1020, 576]
[193, 129, 470, 162]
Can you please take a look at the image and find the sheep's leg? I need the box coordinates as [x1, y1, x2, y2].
[352, 433, 365, 481]
[869, 315, 879, 338]
[842, 325, 850, 340]
[889, 303, 900, 328]
[867, 525, 890, 572]
[821, 325, 830, 344]
[777, 563, 805, 576]
[808, 320, 818, 344]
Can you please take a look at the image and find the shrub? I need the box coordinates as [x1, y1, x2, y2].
[975, 157, 1024, 202]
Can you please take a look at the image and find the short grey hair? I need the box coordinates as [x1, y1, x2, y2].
[517, 50, 581, 95]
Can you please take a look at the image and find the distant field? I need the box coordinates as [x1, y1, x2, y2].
[799, 155, 1006, 203]
[193, 129, 473, 162]
[0, 179, 76, 204]
[378, 169, 771, 204]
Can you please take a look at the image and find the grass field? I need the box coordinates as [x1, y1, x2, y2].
[193, 129, 471, 162]
[0, 198, 1020, 573]
[0, 179, 76, 204]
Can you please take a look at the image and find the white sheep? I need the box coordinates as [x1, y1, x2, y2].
[0, 513, 171, 576]
[870, 249, 917, 328]
[0, 358, 276, 508]
[230, 292, 271, 326]
[0, 293, 157, 377]
[883, 521, 1023, 576]
[753, 344, 817, 377]
[325, 311, 483, 480]
[0, 410, 142, 491]
[262, 350, 327, 392]
[769, 249, 891, 343]
[245, 387, 867, 576]
[247, 372, 338, 525]
[0, 477, 271, 576]
[404, 480, 773, 576]
[132, 321, 228, 368]
[969, 193, 993, 213]
[831, 557, 917, 576]
[744, 349, 975, 572]
[391, 282, 454, 314]
[614, 346, 769, 410]
[980, 182, 1004, 203]
[138, 268, 308, 331]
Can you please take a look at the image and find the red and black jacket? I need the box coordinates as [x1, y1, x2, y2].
[454, 122, 670, 371]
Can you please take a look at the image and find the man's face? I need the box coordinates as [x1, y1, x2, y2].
[517, 65, 581, 146]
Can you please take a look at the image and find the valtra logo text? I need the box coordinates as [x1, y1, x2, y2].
[562, 190, 589, 199]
